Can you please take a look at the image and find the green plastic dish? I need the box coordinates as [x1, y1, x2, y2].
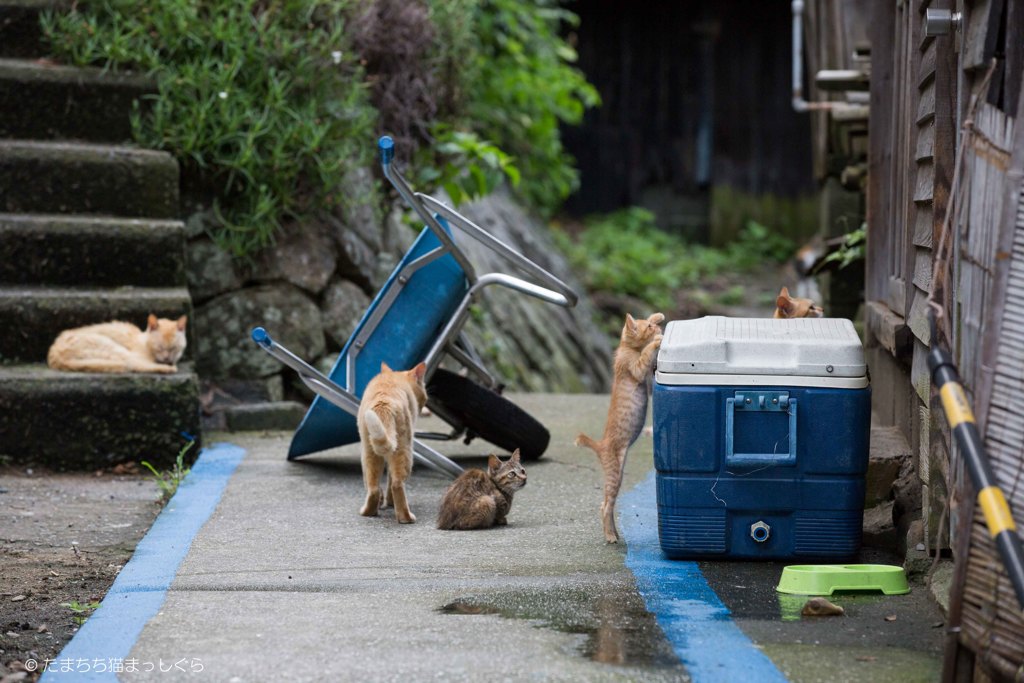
[776, 564, 910, 596]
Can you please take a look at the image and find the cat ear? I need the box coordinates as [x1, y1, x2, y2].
[776, 293, 796, 315]
[147, 314, 158, 331]
[624, 313, 638, 334]
[411, 362, 427, 382]
[176, 315, 188, 331]
[779, 286, 790, 299]
[380, 362, 392, 373]
[488, 454, 502, 472]
[510, 448, 521, 463]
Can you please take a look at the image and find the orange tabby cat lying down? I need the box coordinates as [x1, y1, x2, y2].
[47, 314, 187, 374]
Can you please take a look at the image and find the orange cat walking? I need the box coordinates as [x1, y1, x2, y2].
[576, 312, 664, 543]
[47, 314, 187, 374]
[357, 362, 428, 524]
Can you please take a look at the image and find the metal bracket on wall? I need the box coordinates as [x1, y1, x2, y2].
[924, 9, 962, 37]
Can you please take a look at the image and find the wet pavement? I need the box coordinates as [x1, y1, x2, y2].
[42, 394, 944, 682]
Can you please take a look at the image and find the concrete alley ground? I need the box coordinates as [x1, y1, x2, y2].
[40, 394, 943, 682]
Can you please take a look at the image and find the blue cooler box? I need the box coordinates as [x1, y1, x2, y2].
[653, 317, 871, 560]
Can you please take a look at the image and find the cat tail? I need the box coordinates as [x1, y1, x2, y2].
[364, 409, 397, 455]
[574, 433, 601, 454]
[436, 502, 456, 530]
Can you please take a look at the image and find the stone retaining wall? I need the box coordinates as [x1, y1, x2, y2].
[186, 176, 612, 403]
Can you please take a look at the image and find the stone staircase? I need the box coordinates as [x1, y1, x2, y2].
[0, 1, 200, 469]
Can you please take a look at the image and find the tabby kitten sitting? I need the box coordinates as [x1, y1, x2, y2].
[47, 314, 187, 374]
[357, 362, 428, 524]
[437, 449, 526, 530]
[576, 312, 664, 543]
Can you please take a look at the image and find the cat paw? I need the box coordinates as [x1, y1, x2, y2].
[359, 504, 379, 517]
[652, 333, 664, 346]
[397, 512, 417, 524]
[604, 533, 619, 544]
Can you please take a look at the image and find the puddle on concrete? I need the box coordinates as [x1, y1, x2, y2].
[439, 602, 501, 616]
[439, 583, 681, 669]
[777, 591, 890, 621]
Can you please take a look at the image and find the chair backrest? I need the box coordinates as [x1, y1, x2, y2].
[288, 222, 468, 459]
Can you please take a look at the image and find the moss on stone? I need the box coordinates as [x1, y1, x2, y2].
[709, 185, 818, 248]
[0, 365, 202, 470]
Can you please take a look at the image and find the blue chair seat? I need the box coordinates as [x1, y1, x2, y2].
[288, 223, 467, 459]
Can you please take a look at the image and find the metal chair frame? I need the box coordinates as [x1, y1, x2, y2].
[253, 136, 578, 478]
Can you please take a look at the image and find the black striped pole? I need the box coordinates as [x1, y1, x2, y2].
[928, 344, 1024, 610]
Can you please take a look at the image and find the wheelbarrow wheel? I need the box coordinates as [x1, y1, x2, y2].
[427, 369, 550, 460]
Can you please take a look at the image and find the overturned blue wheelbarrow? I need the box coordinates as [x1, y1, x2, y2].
[251, 136, 579, 478]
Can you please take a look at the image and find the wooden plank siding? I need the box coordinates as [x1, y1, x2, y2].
[860, 0, 1023, 672]
[866, 1, 895, 307]
[956, 171, 1024, 681]
[918, 0, 959, 550]
[959, 106, 1014, 393]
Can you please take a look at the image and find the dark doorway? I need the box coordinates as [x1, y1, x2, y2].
[563, 0, 815, 243]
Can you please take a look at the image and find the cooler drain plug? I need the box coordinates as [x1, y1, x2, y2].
[750, 521, 771, 543]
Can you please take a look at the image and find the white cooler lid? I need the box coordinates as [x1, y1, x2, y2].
[657, 316, 867, 382]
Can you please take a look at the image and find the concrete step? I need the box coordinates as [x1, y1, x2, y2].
[224, 401, 307, 432]
[0, 2, 60, 59]
[0, 140, 178, 217]
[0, 363, 201, 470]
[0, 285, 191, 362]
[0, 213, 186, 287]
[0, 58, 152, 142]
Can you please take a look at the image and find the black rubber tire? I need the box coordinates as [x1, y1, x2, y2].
[427, 369, 550, 460]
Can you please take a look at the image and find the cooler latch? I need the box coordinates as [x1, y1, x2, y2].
[725, 391, 798, 467]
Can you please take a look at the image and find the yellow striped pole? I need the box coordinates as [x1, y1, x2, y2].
[929, 344, 1024, 609]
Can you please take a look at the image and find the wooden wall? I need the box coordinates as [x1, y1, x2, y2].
[863, 0, 1024, 677]
[562, 0, 814, 232]
[864, 0, 957, 553]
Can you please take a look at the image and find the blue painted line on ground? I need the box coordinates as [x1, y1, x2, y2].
[40, 443, 245, 681]
[619, 470, 789, 683]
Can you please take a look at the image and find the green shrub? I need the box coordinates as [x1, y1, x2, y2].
[42, 1, 375, 257]
[553, 208, 684, 311]
[426, 0, 599, 212]
[736, 220, 798, 265]
[553, 208, 796, 313]
[413, 127, 520, 206]
[819, 223, 866, 271]
[42, 0, 598, 255]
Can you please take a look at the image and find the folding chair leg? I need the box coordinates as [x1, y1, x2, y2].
[447, 335, 497, 389]
[413, 439, 464, 478]
[253, 327, 464, 478]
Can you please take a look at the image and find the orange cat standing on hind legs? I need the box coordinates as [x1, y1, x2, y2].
[47, 314, 187, 373]
[576, 312, 664, 543]
[357, 362, 428, 524]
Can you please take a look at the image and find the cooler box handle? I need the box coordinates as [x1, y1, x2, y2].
[725, 391, 798, 467]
